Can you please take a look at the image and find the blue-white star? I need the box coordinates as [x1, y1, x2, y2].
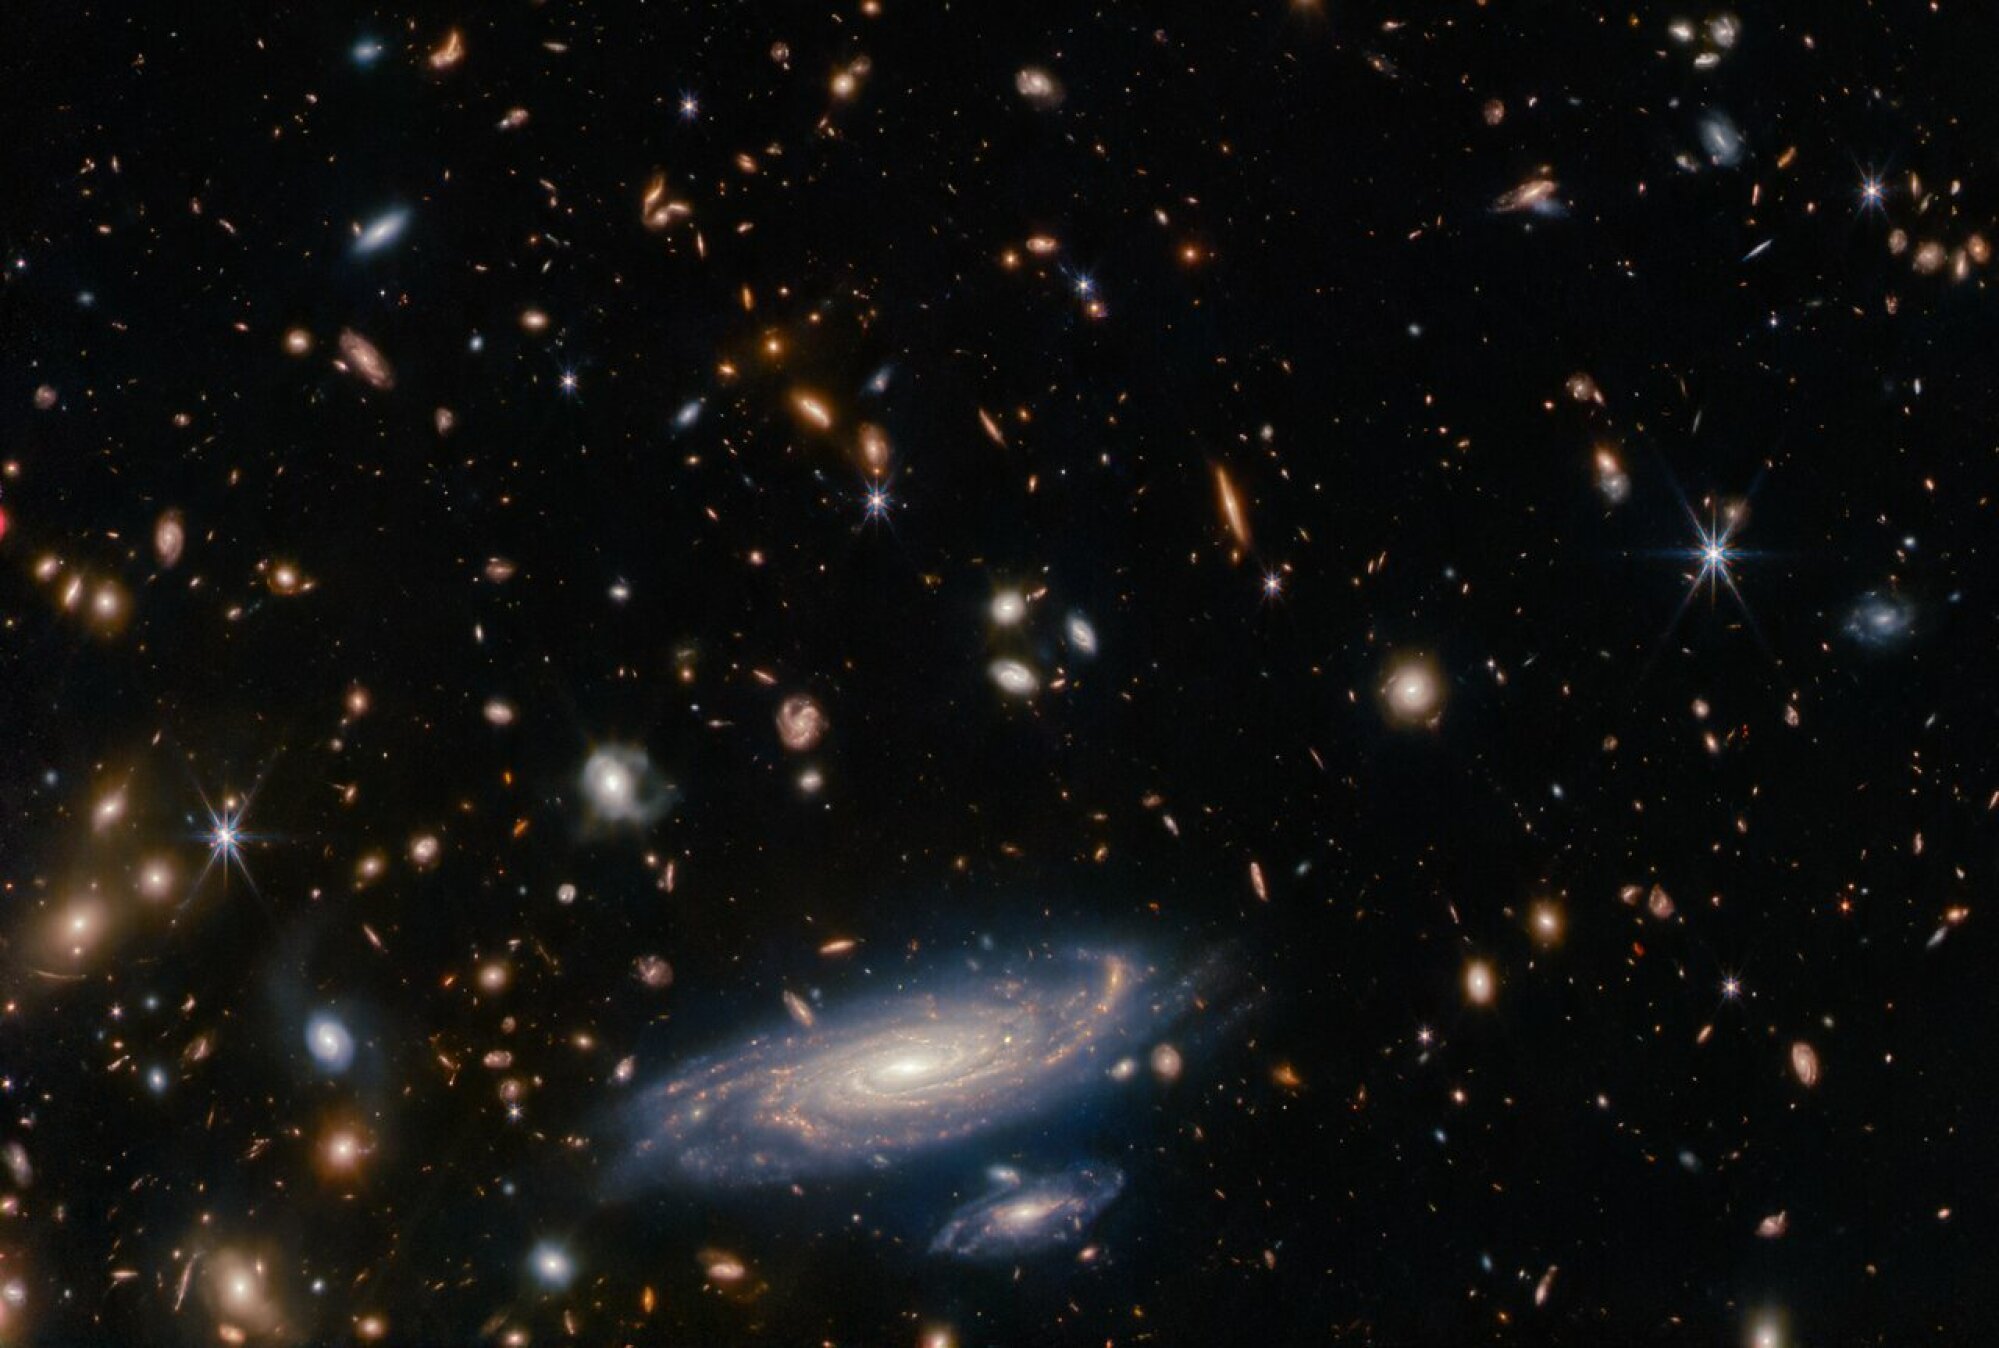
[1691, 514, 1741, 600]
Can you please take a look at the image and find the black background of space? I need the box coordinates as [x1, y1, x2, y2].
[4, 2, 1999, 1344]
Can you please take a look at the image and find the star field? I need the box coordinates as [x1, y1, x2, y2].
[3, 4, 1998, 1346]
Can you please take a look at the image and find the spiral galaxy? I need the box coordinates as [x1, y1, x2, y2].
[1842, 589, 1918, 650]
[929, 1163, 1126, 1259]
[614, 950, 1172, 1188]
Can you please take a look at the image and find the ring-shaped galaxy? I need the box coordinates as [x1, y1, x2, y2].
[611, 949, 1177, 1188]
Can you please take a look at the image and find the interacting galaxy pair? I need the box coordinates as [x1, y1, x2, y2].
[608, 947, 1209, 1256]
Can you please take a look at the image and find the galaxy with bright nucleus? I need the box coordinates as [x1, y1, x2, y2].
[4, 4, 1999, 1346]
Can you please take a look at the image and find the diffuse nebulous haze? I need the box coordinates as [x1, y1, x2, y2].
[2, 3, 1996, 1345]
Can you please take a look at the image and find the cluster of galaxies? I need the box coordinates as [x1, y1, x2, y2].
[1, 4, 1995, 1345]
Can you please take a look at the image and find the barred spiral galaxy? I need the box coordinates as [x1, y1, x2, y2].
[613, 950, 1170, 1188]
[1842, 589, 1917, 650]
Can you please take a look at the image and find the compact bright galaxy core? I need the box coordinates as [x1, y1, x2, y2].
[2, 5, 1996, 1346]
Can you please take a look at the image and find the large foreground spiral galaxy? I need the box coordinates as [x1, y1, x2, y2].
[612, 950, 1179, 1188]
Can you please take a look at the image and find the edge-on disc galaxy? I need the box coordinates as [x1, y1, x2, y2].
[612, 949, 1187, 1188]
